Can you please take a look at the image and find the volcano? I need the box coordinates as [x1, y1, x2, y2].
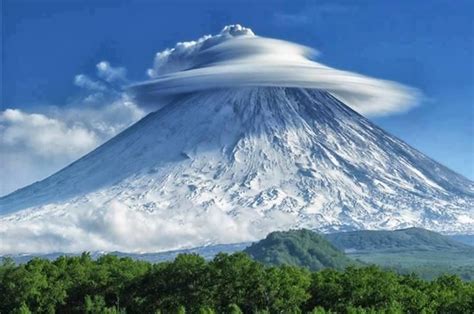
[1, 87, 473, 253]
[0, 26, 472, 254]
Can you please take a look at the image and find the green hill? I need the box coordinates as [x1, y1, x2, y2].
[325, 227, 472, 252]
[325, 227, 474, 280]
[244, 229, 358, 270]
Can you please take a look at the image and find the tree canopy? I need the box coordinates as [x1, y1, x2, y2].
[1, 252, 473, 313]
[244, 229, 359, 271]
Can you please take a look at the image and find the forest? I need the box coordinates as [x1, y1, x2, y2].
[1, 252, 473, 313]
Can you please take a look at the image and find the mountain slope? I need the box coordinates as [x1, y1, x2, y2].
[244, 229, 357, 270]
[326, 227, 473, 252]
[450, 235, 474, 246]
[324, 228, 474, 280]
[0, 87, 473, 253]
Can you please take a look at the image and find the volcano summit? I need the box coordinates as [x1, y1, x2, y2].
[0, 25, 472, 254]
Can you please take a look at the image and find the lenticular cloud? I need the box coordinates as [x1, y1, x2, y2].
[132, 24, 420, 116]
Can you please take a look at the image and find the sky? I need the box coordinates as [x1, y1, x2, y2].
[1, 0, 473, 195]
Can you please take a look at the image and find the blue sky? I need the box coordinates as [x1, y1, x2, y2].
[2, 0, 473, 183]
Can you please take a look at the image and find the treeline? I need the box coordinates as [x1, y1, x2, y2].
[385, 264, 474, 281]
[1, 253, 473, 313]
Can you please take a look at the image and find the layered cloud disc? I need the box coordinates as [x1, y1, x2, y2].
[131, 24, 420, 116]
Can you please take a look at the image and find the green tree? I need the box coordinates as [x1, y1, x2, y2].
[11, 302, 32, 314]
[85, 295, 107, 313]
[210, 252, 267, 312]
[136, 254, 212, 313]
[198, 305, 215, 314]
[309, 306, 330, 314]
[1, 251, 473, 313]
[264, 265, 310, 313]
[226, 303, 243, 314]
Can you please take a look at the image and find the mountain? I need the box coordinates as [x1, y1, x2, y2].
[244, 229, 357, 270]
[449, 235, 474, 247]
[0, 87, 473, 253]
[326, 227, 473, 252]
[325, 227, 474, 280]
[6, 242, 251, 265]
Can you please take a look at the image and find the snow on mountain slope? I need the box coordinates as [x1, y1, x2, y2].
[1, 87, 473, 253]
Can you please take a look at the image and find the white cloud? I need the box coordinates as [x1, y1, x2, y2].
[1, 109, 98, 157]
[1, 59, 147, 196]
[96, 61, 127, 83]
[74, 74, 108, 91]
[0, 200, 256, 254]
[0, 98, 146, 196]
[135, 24, 420, 117]
[0, 109, 96, 195]
[147, 24, 255, 78]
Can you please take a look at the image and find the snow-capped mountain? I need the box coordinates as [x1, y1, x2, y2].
[0, 25, 472, 254]
[1, 87, 473, 253]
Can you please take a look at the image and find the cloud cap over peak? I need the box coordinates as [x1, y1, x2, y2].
[133, 24, 420, 117]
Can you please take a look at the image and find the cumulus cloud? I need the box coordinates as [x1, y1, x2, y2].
[0, 110, 95, 195]
[1, 109, 98, 156]
[97, 61, 127, 83]
[0, 110, 93, 191]
[147, 24, 255, 78]
[74, 74, 108, 91]
[0, 188, 308, 254]
[0, 99, 145, 196]
[133, 24, 420, 116]
[1, 61, 146, 196]
[0, 200, 256, 254]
